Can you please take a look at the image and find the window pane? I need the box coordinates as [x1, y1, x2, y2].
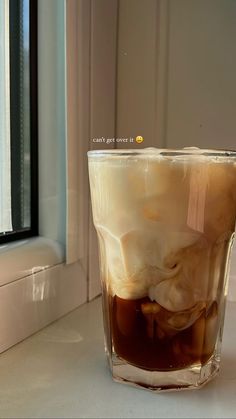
[0, 0, 12, 234]
[0, 0, 37, 241]
[23, 0, 30, 227]
[9, 0, 31, 232]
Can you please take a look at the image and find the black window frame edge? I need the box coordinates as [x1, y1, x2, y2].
[0, 0, 38, 245]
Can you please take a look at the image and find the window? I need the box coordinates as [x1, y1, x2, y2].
[0, 0, 106, 354]
[0, 0, 38, 244]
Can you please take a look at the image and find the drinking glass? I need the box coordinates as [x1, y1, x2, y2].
[88, 148, 236, 392]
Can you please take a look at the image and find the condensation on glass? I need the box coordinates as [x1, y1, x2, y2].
[88, 147, 236, 392]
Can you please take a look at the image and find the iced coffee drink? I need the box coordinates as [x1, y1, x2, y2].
[88, 148, 236, 391]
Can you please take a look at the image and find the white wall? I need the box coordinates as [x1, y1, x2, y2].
[116, 0, 160, 146]
[115, 0, 236, 300]
[165, 0, 236, 150]
[116, 0, 236, 151]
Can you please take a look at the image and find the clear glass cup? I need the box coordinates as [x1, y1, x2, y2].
[88, 148, 236, 392]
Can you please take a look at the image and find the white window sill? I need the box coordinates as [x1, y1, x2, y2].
[0, 237, 64, 287]
[0, 297, 235, 418]
[0, 237, 87, 353]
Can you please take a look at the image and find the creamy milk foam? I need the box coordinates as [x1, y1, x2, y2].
[89, 150, 236, 313]
[88, 147, 236, 373]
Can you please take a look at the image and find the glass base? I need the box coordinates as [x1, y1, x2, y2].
[110, 354, 220, 392]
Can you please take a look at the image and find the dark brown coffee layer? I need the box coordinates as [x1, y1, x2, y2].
[110, 295, 218, 371]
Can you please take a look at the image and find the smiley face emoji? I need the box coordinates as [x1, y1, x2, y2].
[136, 135, 144, 144]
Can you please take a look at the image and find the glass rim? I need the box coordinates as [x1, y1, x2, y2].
[87, 147, 236, 158]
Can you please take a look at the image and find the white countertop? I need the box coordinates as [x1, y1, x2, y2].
[0, 297, 236, 419]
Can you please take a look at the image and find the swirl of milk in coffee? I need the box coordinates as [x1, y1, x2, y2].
[89, 149, 236, 312]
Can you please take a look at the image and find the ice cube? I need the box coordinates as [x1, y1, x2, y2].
[140, 302, 159, 339]
[141, 302, 173, 339]
[115, 296, 137, 336]
[167, 302, 205, 330]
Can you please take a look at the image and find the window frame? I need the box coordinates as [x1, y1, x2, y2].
[0, 0, 89, 354]
[0, 0, 120, 354]
[0, 0, 38, 244]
